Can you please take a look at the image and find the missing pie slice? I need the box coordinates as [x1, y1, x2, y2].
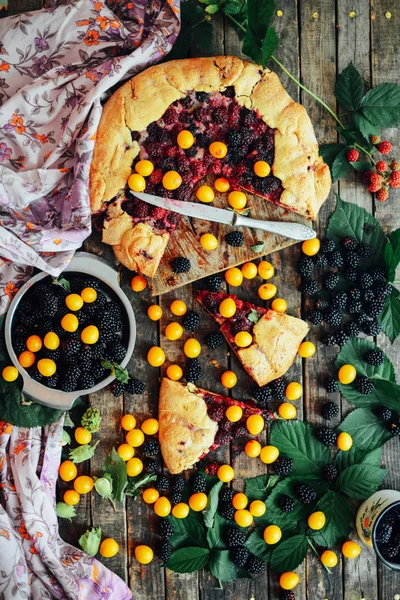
[158, 378, 269, 474]
[197, 291, 309, 387]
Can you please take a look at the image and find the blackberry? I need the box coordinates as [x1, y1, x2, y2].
[158, 519, 174, 539]
[106, 341, 126, 363]
[334, 330, 349, 347]
[219, 501, 235, 520]
[156, 475, 169, 493]
[344, 250, 361, 268]
[298, 257, 314, 278]
[41, 296, 59, 318]
[79, 348, 93, 372]
[349, 287, 362, 300]
[142, 440, 160, 456]
[308, 310, 323, 326]
[30, 367, 43, 383]
[300, 280, 318, 296]
[356, 312, 368, 326]
[280, 592, 295, 600]
[13, 337, 26, 353]
[324, 272, 339, 290]
[375, 407, 392, 421]
[172, 475, 185, 492]
[358, 272, 374, 289]
[214, 430, 234, 446]
[254, 385, 273, 406]
[343, 236, 359, 251]
[143, 458, 158, 474]
[18, 312, 37, 330]
[270, 378, 286, 400]
[158, 541, 172, 562]
[275, 456, 294, 476]
[355, 376, 373, 395]
[313, 253, 329, 268]
[42, 348, 61, 362]
[231, 546, 249, 567]
[37, 318, 54, 336]
[206, 331, 225, 350]
[231, 317, 252, 336]
[323, 464, 338, 481]
[366, 298, 385, 318]
[171, 257, 191, 274]
[381, 536, 400, 559]
[389, 419, 400, 437]
[344, 321, 360, 337]
[79, 372, 95, 390]
[332, 291, 348, 310]
[96, 311, 122, 333]
[358, 243, 373, 258]
[182, 310, 200, 331]
[324, 308, 342, 327]
[279, 496, 295, 513]
[125, 378, 145, 394]
[110, 380, 124, 397]
[186, 358, 202, 383]
[348, 300, 363, 314]
[203, 293, 219, 314]
[60, 378, 76, 392]
[363, 320, 382, 336]
[296, 484, 317, 504]
[369, 266, 386, 281]
[323, 334, 336, 347]
[170, 491, 183, 506]
[192, 473, 207, 493]
[247, 555, 265, 575]
[316, 426, 337, 446]
[208, 405, 225, 422]
[62, 338, 81, 355]
[46, 374, 58, 389]
[320, 238, 336, 253]
[375, 283, 392, 298]
[343, 267, 358, 282]
[225, 231, 245, 247]
[220, 488, 235, 503]
[327, 251, 343, 268]
[322, 401, 340, 420]
[326, 376, 339, 393]
[376, 522, 393, 544]
[205, 273, 222, 292]
[362, 288, 375, 303]
[226, 527, 246, 547]
[91, 344, 104, 360]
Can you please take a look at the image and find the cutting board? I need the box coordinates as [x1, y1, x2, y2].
[148, 176, 310, 296]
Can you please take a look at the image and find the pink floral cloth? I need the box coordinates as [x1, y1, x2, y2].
[0, 0, 180, 314]
[0, 1, 180, 597]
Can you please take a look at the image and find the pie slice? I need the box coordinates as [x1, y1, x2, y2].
[197, 291, 309, 387]
[158, 378, 269, 474]
[90, 56, 331, 277]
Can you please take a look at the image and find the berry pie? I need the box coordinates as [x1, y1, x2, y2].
[197, 290, 309, 386]
[90, 56, 331, 277]
[158, 378, 270, 473]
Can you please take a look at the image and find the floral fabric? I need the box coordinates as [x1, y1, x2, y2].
[0, 0, 180, 315]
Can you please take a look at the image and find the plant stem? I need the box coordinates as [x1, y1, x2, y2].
[307, 538, 332, 575]
[355, 143, 377, 165]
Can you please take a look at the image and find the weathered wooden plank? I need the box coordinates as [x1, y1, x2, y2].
[8, 0, 42, 15]
[371, 2, 400, 598]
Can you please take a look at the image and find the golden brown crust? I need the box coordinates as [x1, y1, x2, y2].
[90, 57, 331, 273]
[158, 379, 218, 474]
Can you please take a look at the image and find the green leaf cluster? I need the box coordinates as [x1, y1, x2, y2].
[242, 0, 279, 68]
[78, 526, 102, 556]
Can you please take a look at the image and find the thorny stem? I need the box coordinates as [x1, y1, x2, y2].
[307, 538, 332, 575]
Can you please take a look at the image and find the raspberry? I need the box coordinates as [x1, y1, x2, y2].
[226, 527, 246, 547]
[364, 349, 384, 366]
[324, 272, 339, 290]
[231, 546, 249, 567]
[275, 456, 294, 476]
[389, 171, 400, 188]
[124, 199, 150, 219]
[324, 308, 342, 327]
[254, 385, 273, 406]
[369, 172, 383, 192]
[225, 231, 245, 247]
[171, 257, 191, 274]
[206, 332, 225, 350]
[375, 407, 392, 421]
[390, 160, 400, 171]
[142, 440, 160, 456]
[327, 251, 344, 268]
[370, 135, 381, 145]
[326, 376, 339, 393]
[377, 141, 392, 155]
[182, 310, 200, 332]
[323, 464, 338, 481]
[219, 501, 235, 520]
[158, 519, 174, 539]
[247, 555, 265, 575]
[279, 495, 295, 513]
[361, 169, 373, 185]
[186, 358, 202, 383]
[215, 430, 234, 446]
[316, 426, 337, 446]
[143, 458, 158, 474]
[320, 238, 336, 253]
[208, 405, 225, 422]
[192, 473, 207, 493]
[308, 310, 323, 326]
[148, 168, 163, 185]
[334, 330, 349, 347]
[355, 376, 373, 395]
[298, 256, 315, 278]
[347, 149, 359, 162]
[322, 401, 340, 420]
[158, 541, 172, 562]
[300, 280, 318, 296]
[156, 475, 169, 493]
[205, 273, 222, 292]
[296, 484, 317, 504]
[376, 189, 389, 202]
[376, 160, 388, 173]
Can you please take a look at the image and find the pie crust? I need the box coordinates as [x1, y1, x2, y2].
[90, 56, 331, 275]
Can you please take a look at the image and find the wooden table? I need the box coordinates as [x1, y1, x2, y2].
[8, 0, 400, 598]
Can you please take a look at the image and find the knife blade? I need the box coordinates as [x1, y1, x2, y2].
[131, 191, 316, 241]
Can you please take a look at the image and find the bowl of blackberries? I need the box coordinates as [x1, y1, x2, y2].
[373, 500, 400, 570]
[5, 252, 136, 411]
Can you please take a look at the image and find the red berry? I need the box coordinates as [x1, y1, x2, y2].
[148, 168, 163, 185]
[361, 169, 373, 186]
[377, 141, 392, 155]
[368, 172, 383, 193]
[370, 135, 380, 145]
[347, 149, 359, 162]
[376, 188, 389, 202]
[390, 160, 400, 172]
[389, 171, 400, 189]
[376, 161, 388, 173]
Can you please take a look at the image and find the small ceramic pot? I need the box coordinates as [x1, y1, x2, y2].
[356, 489, 400, 568]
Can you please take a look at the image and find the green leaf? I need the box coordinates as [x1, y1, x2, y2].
[102, 448, 127, 503]
[63, 412, 74, 428]
[206, 514, 229, 549]
[339, 128, 374, 152]
[270, 534, 308, 573]
[168, 515, 208, 549]
[245, 528, 274, 561]
[52, 276, 70, 291]
[248, 309, 260, 324]
[167, 0, 213, 60]
[209, 549, 250, 581]
[114, 363, 129, 384]
[385, 239, 396, 283]
[205, 4, 219, 14]
[251, 241, 265, 253]
[244, 474, 278, 500]
[378, 286, 400, 343]
[350, 161, 372, 172]
[56, 502, 76, 520]
[78, 526, 102, 556]
[331, 148, 352, 182]
[270, 421, 331, 476]
[165, 547, 210, 574]
[371, 377, 400, 413]
[335, 338, 395, 408]
[327, 195, 387, 267]
[353, 112, 379, 139]
[62, 429, 71, 446]
[338, 408, 392, 451]
[336, 464, 387, 500]
[125, 473, 157, 498]
[334, 446, 382, 472]
[69, 441, 99, 464]
[335, 62, 364, 111]
[261, 27, 279, 66]
[312, 491, 352, 547]
[223, 0, 245, 15]
[319, 143, 347, 168]
[360, 83, 400, 128]
[243, 0, 278, 68]
[204, 481, 223, 529]
[389, 229, 400, 280]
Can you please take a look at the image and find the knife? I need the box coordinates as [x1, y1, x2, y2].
[131, 191, 316, 241]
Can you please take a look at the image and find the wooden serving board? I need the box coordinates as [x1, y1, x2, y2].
[148, 176, 311, 296]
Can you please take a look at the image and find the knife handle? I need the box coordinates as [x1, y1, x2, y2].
[234, 214, 316, 241]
